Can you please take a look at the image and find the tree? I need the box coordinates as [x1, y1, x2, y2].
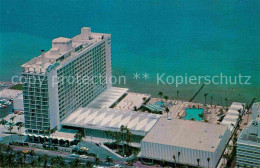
[164, 96, 169, 106]
[106, 156, 113, 165]
[16, 151, 23, 166]
[210, 96, 213, 107]
[178, 151, 181, 163]
[133, 106, 138, 111]
[43, 154, 48, 168]
[176, 90, 179, 101]
[165, 107, 170, 118]
[10, 116, 16, 123]
[158, 91, 163, 98]
[86, 160, 94, 167]
[74, 132, 83, 148]
[224, 98, 228, 108]
[197, 158, 200, 168]
[142, 97, 147, 104]
[5, 145, 14, 167]
[7, 125, 14, 142]
[50, 128, 57, 144]
[37, 155, 43, 167]
[204, 93, 208, 105]
[17, 123, 23, 143]
[29, 150, 36, 166]
[95, 157, 100, 165]
[207, 158, 210, 168]
[173, 155, 177, 167]
[56, 155, 66, 167]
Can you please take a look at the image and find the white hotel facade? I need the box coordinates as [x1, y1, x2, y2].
[21, 27, 112, 133]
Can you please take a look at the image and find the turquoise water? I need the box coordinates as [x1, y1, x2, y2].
[182, 108, 204, 121]
[155, 102, 165, 107]
[0, 0, 259, 105]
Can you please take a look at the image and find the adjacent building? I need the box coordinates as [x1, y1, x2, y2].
[140, 118, 230, 168]
[21, 27, 112, 133]
[237, 102, 260, 167]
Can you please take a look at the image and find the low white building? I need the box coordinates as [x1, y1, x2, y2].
[140, 118, 230, 168]
[221, 102, 245, 137]
[13, 93, 24, 111]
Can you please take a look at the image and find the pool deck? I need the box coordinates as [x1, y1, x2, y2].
[148, 98, 228, 124]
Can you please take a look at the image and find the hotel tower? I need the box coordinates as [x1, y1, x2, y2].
[21, 27, 112, 133]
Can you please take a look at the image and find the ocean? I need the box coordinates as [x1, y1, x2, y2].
[0, 0, 259, 105]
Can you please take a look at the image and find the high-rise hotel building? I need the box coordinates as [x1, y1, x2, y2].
[21, 27, 112, 133]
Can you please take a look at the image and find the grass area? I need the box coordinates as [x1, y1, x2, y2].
[9, 84, 22, 90]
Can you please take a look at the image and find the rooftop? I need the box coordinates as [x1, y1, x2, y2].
[86, 87, 128, 109]
[142, 118, 228, 152]
[22, 27, 111, 74]
[61, 107, 161, 136]
[221, 102, 244, 131]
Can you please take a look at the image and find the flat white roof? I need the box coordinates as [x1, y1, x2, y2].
[86, 87, 128, 109]
[142, 118, 228, 152]
[61, 107, 161, 136]
[221, 102, 244, 128]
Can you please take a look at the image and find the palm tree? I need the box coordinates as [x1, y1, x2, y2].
[17, 123, 23, 143]
[158, 91, 163, 98]
[178, 151, 181, 163]
[74, 132, 83, 148]
[133, 106, 138, 111]
[164, 95, 169, 106]
[5, 145, 14, 167]
[204, 93, 208, 105]
[50, 128, 57, 144]
[95, 157, 100, 165]
[197, 158, 200, 168]
[8, 125, 14, 142]
[16, 151, 23, 166]
[210, 96, 213, 107]
[23, 151, 27, 166]
[173, 155, 177, 167]
[0, 144, 5, 166]
[207, 158, 210, 168]
[43, 154, 48, 168]
[10, 116, 16, 123]
[86, 160, 94, 167]
[29, 150, 35, 166]
[176, 90, 179, 101]
[56, 155, 66, 167]
[142, 97, 147, 105]
[165, 107, 170, 118]
[0, 119, 7, 128]
[37, 155, 43, 167]
[106, 156, 113, 165]
[224, 98, 228, 108]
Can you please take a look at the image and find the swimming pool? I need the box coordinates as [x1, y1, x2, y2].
[155, 101, 165, 107]
[182, 108, 203, 121]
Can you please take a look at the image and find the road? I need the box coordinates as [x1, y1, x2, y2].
[10, 145, 159, 168]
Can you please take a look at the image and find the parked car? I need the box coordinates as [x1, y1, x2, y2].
[69, 153, 79, 158]
[79, 155, 88, 159]
[22, 150, 29, 154]
[14, 111, 20, 114]
[15, 122, 23, 126]
[18, 112, 24, 115]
